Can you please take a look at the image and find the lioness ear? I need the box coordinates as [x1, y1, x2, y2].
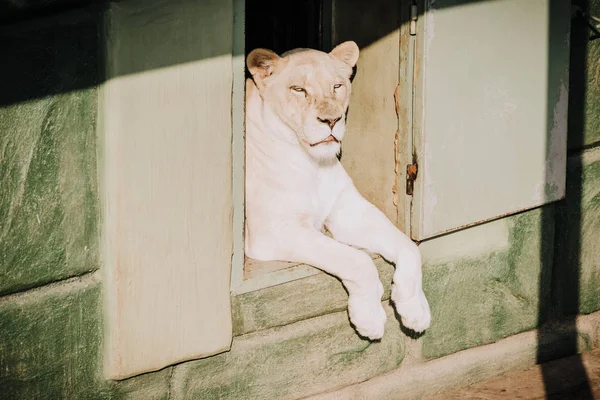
[247, 48, 281, 86]
[330, 41, 359, 68]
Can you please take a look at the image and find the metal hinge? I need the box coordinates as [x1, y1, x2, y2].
[410, 2, 418, 36]
[406, 161, 418, 196]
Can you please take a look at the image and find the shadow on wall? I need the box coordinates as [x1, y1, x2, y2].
[0, 0, 594, 397]
[0, 0, 491, 106]
[538, 1, 597, 398]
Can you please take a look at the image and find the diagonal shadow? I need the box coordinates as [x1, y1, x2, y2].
[537, 1, 595, 398]
[0, 0, 489, 107]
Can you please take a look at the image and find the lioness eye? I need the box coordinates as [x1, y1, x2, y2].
[291, 86, 305, 93]
[333, 84, 342, 90]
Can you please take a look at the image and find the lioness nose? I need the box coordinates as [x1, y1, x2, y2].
[317, 117, 341, 130]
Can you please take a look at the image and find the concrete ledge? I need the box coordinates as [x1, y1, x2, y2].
[232, 257, 394, 336]
[308, 311, 600, 400]
[425, 347, 600, 400]
[172, 304, 404, 400]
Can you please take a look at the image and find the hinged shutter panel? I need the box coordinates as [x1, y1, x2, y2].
[101, 0, 233, 379]
[410, 0, 571, 241]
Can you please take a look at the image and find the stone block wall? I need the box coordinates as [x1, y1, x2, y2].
[0, 10, 106, 399]
[1, 1, 600, 399]
[0, 10, 100, 296]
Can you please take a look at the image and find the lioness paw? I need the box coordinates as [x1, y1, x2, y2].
[347, 288, 387, 340]
[391, 284, 431, 333]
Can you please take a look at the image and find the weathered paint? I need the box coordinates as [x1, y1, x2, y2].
[229, 0, 249, 298]
[171, 305, 404, 400]
[411, 0, 571, 240]
[333, 0, 402, 225]
[100, 0, 234, 379]
[400, 2, 417, 234]
[545, 82, 569, 200]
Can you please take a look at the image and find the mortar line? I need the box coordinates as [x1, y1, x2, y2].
[0, 269, 100, 303]
[567, 141, 600, 157]
[166, 366, 176, 400]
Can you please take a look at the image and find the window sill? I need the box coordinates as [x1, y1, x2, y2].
[232, 254, 393, 336]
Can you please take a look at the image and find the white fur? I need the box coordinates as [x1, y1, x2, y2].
[245, 42, 431, 339]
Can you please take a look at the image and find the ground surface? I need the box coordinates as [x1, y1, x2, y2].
[426, 348, 600, 400]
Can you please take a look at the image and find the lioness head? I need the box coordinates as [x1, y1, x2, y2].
[247, 41, 359, 162]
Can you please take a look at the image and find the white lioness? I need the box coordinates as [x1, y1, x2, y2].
[245, 41, 431, 339]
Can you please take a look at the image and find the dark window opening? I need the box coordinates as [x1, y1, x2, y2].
[245, 0, 331, 58]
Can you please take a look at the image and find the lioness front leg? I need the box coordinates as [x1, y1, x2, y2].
[284, 230, 387, 340]
[326, 185, 431, 333]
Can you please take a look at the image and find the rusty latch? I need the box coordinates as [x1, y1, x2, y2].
[406, 162, 418, 196]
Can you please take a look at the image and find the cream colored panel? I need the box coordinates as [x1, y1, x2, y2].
[99, 0, 233, 379]
[411, 0, 570, 240]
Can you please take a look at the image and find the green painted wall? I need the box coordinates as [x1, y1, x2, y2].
[0, 11, 100, 296]
[0, 277, 172, 399]
[421, 207, 554, 359]
[1, 1, 600, 399]
[555, 0, 600, 316]
[569, 0, 600, 150]
[554, 149, 600, 316]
